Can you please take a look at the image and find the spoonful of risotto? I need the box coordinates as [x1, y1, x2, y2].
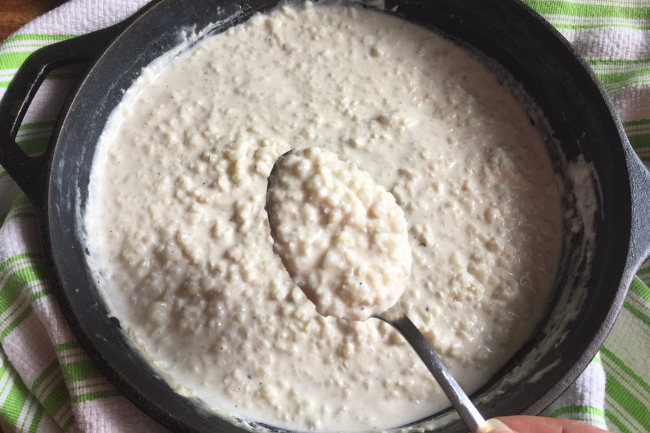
[266, 147, 487, 433]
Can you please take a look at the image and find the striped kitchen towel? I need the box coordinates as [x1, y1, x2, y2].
[0, 0, 649, 432]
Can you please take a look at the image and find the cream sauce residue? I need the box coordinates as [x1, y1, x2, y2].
[86, 4, 563, 432]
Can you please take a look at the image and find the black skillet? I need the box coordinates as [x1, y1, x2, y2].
[1, 0, 650, 432]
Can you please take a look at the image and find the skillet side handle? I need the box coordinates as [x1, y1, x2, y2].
[626, 143, 650, 269]
[0, 24, 124, 208]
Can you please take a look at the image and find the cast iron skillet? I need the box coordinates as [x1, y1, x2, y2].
[1, 0, 650, 432]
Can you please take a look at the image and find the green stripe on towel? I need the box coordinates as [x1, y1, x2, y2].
[524, 1, 650, 19]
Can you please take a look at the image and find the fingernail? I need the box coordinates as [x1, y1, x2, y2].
[476, 418, 514, 433]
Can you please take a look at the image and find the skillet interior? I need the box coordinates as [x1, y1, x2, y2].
[43, 0, 631, 431]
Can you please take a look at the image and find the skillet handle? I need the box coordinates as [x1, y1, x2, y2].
[626, 142, 650, 268]
[0, 23, 125, 208]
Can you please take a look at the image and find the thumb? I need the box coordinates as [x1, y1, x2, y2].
[489, 415, 608, 433]
[477, 419, 518, 433]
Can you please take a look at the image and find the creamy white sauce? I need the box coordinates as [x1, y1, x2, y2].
[267, 147, 412, 321]
[85, 4, 563, 431]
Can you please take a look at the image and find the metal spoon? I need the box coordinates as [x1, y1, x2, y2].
[377, 304, 485, 432]
[266, 149, 486, 433]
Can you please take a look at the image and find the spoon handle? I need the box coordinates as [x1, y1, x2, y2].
[378, 305, 486, 433]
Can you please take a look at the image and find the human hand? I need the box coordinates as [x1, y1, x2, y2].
[478, 416, 608, 433]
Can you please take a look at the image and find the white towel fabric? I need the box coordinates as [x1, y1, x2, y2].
[540, 353, 607, 429]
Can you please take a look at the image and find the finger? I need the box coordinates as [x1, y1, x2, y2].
[496, 415, 607, 433]
[478, 418, 517, 433]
